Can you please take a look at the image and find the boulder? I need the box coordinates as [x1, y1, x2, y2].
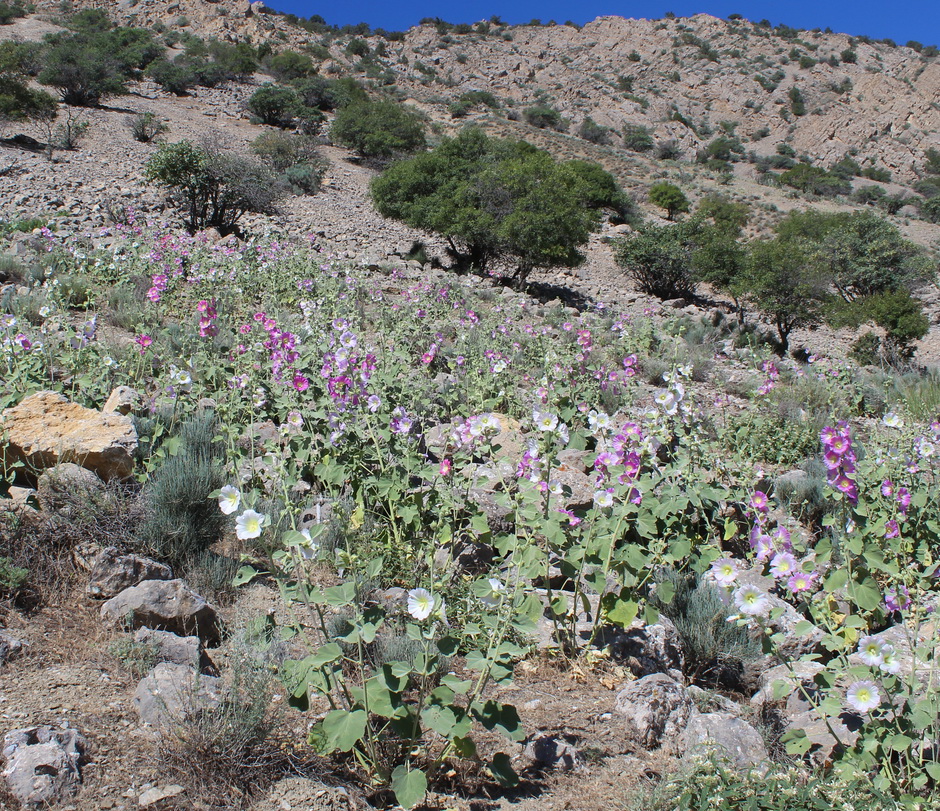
[100, 580, 221, 644]
[1, 726, 84, 806]
[37, 463, 105, 517]
[522, 731, 581, 771]
[610, 616, 685, 682]
[0, 631, 25, 665]
[784, 709, 862, 767]
[87, 547, 172, 599]
[751, 661, 825, 711]
[614, 674, 694, 750]
[134, 628, 216, 675]
[679, 712, 769, 771]
[1, 391, 137, 481]
[133, 663, 223, 726]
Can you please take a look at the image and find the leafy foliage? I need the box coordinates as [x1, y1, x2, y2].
[331, 99, 426, 160]
[649, 181, 690, 219]
[145, 140, 282, 233]
[371, 127, 620, 286]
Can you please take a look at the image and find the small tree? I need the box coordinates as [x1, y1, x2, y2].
[247, 84, 299, 128]
[268, 50, 314, 81]
[649, 181, 689, 220]
[577, 117, 609, 144]
[615, 218, 703, 299]
[523, 104, 565, 131]
[743, 238, 829, 353]
[331, 99, 426, 160]
[145, 140, 282, 234]
[0, 43, 57, 127]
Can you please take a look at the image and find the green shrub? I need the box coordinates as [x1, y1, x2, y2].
[862, 166, 891, 182]
[577, 116, 610, 144]
[250, 130, 322, 172]
[631, 757, 901, 811]
[108, 638, 159, 679]
[246, 83, 299, 128]
[779, 164, 851, 197]
[788, 85, 806, 115]
[39, 26, 162, 105]
[0, 2, 27, 26]
[522, 104, 566, 131]
[136, 412, 226, 566]
[0, 555, 28, 598]
[267, 50, 314, 81]
[615, 218, 700, 298]
[145, 140, 282, 233]
[920, 196, 940, 223]
[622, 123, 655, 152]
[652, 569, 761, 687]
[331, 99, 426, 160]
[128, 111, 168, 143]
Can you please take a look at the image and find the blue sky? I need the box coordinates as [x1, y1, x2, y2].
[265, 1, 939, 46]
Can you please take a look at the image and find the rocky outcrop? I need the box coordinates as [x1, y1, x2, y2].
[1, 391, 137, 481]
[100, 579, 221, 644]
[133, 663, 223, 726]
[87, 547, 172, 599]
[678, 712, 769, 770]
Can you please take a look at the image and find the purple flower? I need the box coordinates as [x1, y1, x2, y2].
[885, 585, 911, 612]
[751, 491, 769, 513]
[885, 520, 900, 539]
[770, 552, 798, 579]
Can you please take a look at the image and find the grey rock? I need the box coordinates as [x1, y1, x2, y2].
[88, 547, 172, 599]
[134, 628, 216, 675]
[101, 386, 141, 416]
[750, 661, 825, 712]
[1, 726, 84, 806]
[784, 709, 862, 767]
[250, 777, 361, 810]
[610, 616, 685, 682]
[133, 663, 223, 727]
[522, 731, 581, 771]
[139, 784, 185, 806]
[0, 631, 25, 665]
[36, 463, 104, 517]
[100, 580, 221, 644]
[679, 712, 769, 770]
[614, 674, 694, 750]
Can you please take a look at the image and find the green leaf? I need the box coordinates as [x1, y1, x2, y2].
[391, 765, 427, 810]
[489, 752, 519, 787]
[232, 565, 258, 587]
[601, 593, 638, 628]
[887, 733, 913, 752]
[320, 709, 367, 752]
[452, 735, 477, 758]
[925, 762, 940, 781]
[852, 579, 882, 612]
[472, 700, 524, 741]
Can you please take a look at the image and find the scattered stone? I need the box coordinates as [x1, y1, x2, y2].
[134, 628, 216, 674]
[250, 777, 361, 810]
[433, 539, 493, 575]
[100, 580, 221, 644]
[139, 784, 185, 806]
[0, 631, 25, 665]
[1, 726, 85, 807]
[133, 663, 223, 727]
[614, 674, 694, 750]
[522, 731, 581, 771]
[679, 712, 769, 771]
[610, 616, 685, 682]
[87, 548, 173, 599]
[102, 386, 142, 416]
[1, 391, 138, 481]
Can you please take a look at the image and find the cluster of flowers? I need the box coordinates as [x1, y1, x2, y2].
[821, 422, 859, 504]
[240, 311, 301, 387]
[1, 315, 41, 354]
[319, 318, 378, 412]
[653, 366, 692, 417]
[146, 272, 168, 303]
[756, 359, 780, 396]
[196, 299, 218, 339]
[68, 316, 97, 350]
[592, 418, 646, 508]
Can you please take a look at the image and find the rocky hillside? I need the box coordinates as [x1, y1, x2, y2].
[31, 0, 940, 182]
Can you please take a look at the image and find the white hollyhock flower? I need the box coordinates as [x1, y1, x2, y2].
[407, 588, 436, 620]
[235, 509, 266, 540]
[733, 584, 770, 617]
[846, 680, 881, 713]
[857, 635, 884, 667]
[218, 485, 241, 515]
